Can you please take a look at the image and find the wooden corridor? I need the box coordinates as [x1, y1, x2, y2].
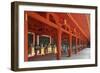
[24, 11, 90, 61]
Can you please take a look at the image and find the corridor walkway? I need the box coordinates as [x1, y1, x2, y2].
[29, 48, 90, 61]
[62, 48, 90, 60]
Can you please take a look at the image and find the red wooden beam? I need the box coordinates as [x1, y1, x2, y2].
[27, 12, 59, 29]
[67, 13, 88, 40]
[49, 13, 60, 25]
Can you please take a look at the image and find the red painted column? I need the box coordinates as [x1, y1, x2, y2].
[68, 33, 72, 57]
[56, 29, 62, 60]
[78, 39, 80, 52]
[75, 38, 78, 54]
[24, 12, 28, 61]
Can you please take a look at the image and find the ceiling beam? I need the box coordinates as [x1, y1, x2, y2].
[27, 12, 59, 29]
[67, 13, 88, 39]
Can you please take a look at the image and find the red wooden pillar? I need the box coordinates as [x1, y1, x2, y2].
[56, 29, 62, 60]
[68, 33, 72, 57]
[24, 12, 28, 61]
[75, 38, 78, 54]
[78, 39, 80, 52]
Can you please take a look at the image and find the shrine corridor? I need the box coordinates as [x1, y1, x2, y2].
[24, 11, 90, 61]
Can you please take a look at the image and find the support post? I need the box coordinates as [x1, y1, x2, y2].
[68, 33, 72, 57]
[56, 29, 62, 60]
[24, 12, 28, 61]
[75, 38, 78, 54]
[78, 39, 80, 52]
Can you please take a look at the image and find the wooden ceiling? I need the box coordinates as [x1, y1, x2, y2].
[27, 11, 90, 41]
[51, 13, 90, 40]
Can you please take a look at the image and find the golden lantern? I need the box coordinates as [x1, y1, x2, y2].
[54, 47, 57, 54]
[31, 47, 35, 56]
[48, 46, 52, 53]
[41, 47, 45, 55]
